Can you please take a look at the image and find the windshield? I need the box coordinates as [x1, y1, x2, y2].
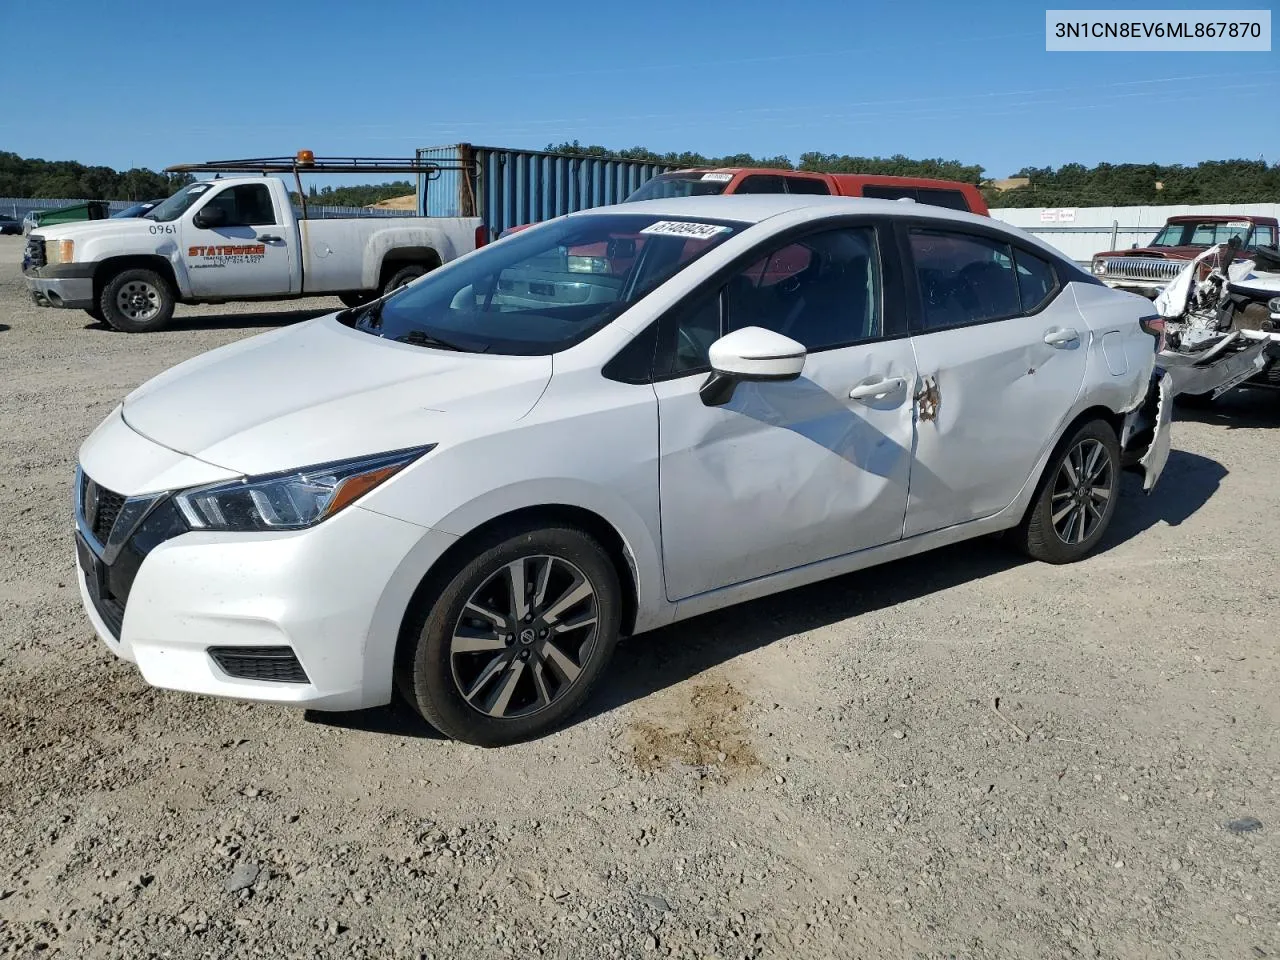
[626, 173, 733, 203]
[112, 202, 151, 219]
[341, 212, 746, 356]
[1150, 220, 1253, 248]
[145, 182, 214, 222]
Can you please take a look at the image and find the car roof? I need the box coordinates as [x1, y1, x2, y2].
[568, 195, 1070, 264]
[573, 194, 980, 227]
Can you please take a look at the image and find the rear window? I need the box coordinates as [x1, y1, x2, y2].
[784, 177, 831, 195]
[862, 184, 971, 212]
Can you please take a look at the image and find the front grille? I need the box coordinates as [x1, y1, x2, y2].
[24, 235, 46, 268]
[1103, 256, 1185, 282]
[208, 647, 309, 684]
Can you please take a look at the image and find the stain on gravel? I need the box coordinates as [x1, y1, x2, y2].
[627, 679, 762, 777]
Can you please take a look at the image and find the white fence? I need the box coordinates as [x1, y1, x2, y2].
[990, 203, 1280, 264]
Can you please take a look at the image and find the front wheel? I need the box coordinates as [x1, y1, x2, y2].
[1016, 420, 1120, 564]
[100, 268, 175, 333]
[397, 524, 621, 746]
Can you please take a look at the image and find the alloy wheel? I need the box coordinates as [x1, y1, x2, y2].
[1050, 437, 1113, 545]
[449, 555, 599, 719]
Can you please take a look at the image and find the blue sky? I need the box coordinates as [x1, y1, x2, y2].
[1, 0, 1277, 181]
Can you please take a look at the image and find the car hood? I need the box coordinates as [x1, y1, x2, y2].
[32, 218, 154, 242]
[121, 314, 554, 476]
[1096, 245, 1203, 261]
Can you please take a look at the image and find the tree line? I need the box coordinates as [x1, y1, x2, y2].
[0, 152, 193, 200]
[4, 147, 1278, 208]
[545, 142, 1280, 206]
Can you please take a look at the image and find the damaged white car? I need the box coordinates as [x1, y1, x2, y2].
[73, 195, 1171, 745]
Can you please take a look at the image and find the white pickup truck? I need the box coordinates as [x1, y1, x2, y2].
[23, 174, 483, 332]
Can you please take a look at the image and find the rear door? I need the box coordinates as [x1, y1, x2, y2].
[902, 226, 1088, 536]
[653, 221, 919, 600]
[182, 183, 294, 297]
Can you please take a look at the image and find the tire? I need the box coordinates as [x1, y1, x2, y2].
[382, 265, 427, 296]
[397, 523, 622, 746]
[338, 291, 375, 309]
[1016, 419, 1121, 564]
[99, 268, 175, 333]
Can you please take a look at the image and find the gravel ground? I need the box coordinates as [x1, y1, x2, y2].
[1, 232, 1278, 959]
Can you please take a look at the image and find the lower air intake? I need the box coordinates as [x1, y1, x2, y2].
[208, 646, 309, 684]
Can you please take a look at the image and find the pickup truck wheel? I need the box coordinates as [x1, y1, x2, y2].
[1016, 420, 1120, 564]
[383, 265, 427, 296]
[84, 306, 106, 324]
[100, 269, 175, 333]
[338, 292, 376, 309]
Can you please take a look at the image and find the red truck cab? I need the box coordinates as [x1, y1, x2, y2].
[1091, 214, 1279, 297]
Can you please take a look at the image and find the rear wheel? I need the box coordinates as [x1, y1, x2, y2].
[382, 265, 427, 296]
[1016, 420, 1120, 564]
[100, 268, 175, 333]
[397, 523, 621, 746]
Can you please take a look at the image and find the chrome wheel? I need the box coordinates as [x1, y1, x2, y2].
[115, 280, 161, 323]
[449, 555, 599, 720]
[1050, 437, 1113, 545]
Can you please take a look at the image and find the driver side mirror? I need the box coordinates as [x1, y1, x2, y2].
[700, 326, 806, 407]
[193, 205, 227, 229]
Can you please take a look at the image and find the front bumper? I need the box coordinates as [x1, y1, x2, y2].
[24, 263, 96, 309]
[75, 413, 456, 711]
[1100, 277, 1166, 298]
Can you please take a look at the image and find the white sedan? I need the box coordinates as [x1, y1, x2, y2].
[74, 195, 1172, 745]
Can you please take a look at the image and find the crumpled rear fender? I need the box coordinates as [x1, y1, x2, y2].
[1120, 369, 1173, 492]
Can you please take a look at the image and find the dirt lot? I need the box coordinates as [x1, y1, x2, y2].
[1, 232, 1277, 959]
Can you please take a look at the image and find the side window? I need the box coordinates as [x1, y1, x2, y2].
[909, 230, 1020, 329]
[204, 184, 277, 227]
[862, 185, 916, 202]
[914, 188, 970, 212]
[1013, 248, 1058, 312]
[1252, 224, 1275, 248]
[725, 227, 881, 351]
[665, 295, 721, 377]
[734, 175, 786, 195]
[784, 177, 831, 195]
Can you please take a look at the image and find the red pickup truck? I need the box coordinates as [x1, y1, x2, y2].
[501, 169, 989, 240]
[1091, 214, 1279, 298]
[624, 168, 990, 215]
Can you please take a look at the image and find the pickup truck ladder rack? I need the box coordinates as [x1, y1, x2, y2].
[164, 155, 475, 219]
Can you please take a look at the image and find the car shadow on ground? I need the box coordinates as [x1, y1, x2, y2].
[1174, 387, 1280, 430]
[307, 448, 1226, 743]
[83, 308, 333, 333]
[0, 323, 9, 332]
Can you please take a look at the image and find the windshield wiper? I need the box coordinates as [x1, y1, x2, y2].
[393, 329, 469, 352]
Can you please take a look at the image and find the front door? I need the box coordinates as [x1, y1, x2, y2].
[655, 224, 918, 601]
[182, 182, 293, 297]
[902, 227, 1090, 537]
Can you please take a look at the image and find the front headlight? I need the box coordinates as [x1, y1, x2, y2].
[1092, 259, 1107, 276]
[46, 239, 75, 264]
[174, 446, 432, 532]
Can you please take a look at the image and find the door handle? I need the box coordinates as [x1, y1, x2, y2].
[1043, 327, 1080, 347]
[849, 376, 907, 401]
[257, 234, 283, 243]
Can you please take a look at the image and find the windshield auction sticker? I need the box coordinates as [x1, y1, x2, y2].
[640, 221, 732, 240]
[1046, 9, 1270, 50]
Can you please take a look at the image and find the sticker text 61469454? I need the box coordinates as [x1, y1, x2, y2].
[187, 244, 267, 268]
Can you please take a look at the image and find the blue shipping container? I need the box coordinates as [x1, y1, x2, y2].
[416, 144, 671, 239]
